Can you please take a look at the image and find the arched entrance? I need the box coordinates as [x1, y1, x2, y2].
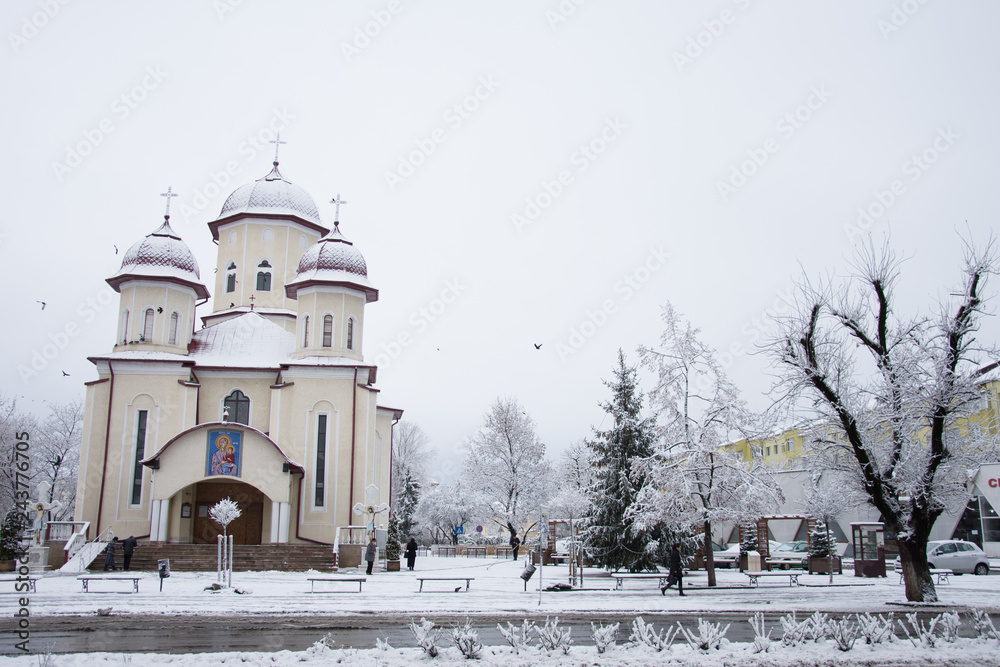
[193, 480, 265, 545]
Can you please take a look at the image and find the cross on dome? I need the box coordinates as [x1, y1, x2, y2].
[331, 193, 348, 224]
[269, 133, 287, 165]
[160, 186, 178, 219]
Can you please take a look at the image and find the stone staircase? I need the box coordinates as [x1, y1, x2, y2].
[99, 543, 338, 573]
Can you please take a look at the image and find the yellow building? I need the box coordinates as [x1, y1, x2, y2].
[75, 157, 401, 547]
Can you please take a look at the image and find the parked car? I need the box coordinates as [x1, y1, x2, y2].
[893, 540, 990, 575]
[767, 541, 810, 569]
[712, 541, 780, 568]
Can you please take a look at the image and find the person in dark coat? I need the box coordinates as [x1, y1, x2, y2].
[661, 543, 686, 596]
[404, 537, 418, 571]
[121, 535, 138, 571]
[510, 534, 521, 561]
[103, 537, 118, 571]
[364, 538, 377, 575]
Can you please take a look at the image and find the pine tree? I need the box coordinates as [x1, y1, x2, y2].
[386, 512, 402, 561]
[739, 521, 758, 554]
[809, 521, 833, 558]
[397, 472, 421, 538]
[584, 350, 658, 572]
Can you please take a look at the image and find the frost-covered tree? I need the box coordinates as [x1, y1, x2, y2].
[391, 421, 431, 503]
[800, 472, 854, 583]
[462, 396, 551, 539]
[414, 479, 477, 545]
[769, 237, 1000, 602]
[0, 395, 39, 518]
[632, 305, 782, 586]
[36, 400, 83, 521]
[386, 512, 402, 561]
[209, 497, 241, 540]
[584, 350, 659, 572]
[397, 472, 421, 538]
[739, 521, 759, 555]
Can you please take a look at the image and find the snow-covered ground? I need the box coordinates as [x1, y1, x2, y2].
[5, 555, 1000, 665]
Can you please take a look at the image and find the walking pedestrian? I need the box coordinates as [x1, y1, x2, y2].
[121, 535, 138, 571]
[404, 537, 418, 571]
[365, 537, 377, 576]
[510, 533, 521, 561]
[103, 537, 119, 571]
[661, 543, 686, 596]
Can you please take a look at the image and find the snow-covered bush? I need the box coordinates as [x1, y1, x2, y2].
[679, 618, 729, 652]
[828, 618, 859, 652]
[857, 612, 894, 645]
[898, 612, 939, 648]
[375, 637, 392, 652]
[748, 611, 773, 653]
[536, 616, 572, 654]
[409, 617, 441, 657]
[971, 608, 1000, 642]
[780, 612, 808, 647]
[590, 622, 619, 654]
[938, 612, 960, 643]
[498, 619, 534, 654]
[805, 611, 830, 642]
[450, 618, 483, 659]
[629, 616, 678, 652]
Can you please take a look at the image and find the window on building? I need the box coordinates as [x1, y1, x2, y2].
[256, 260, 272, 291]
[119, 309, 129, 343]
[168, 312, 179, 345]
[299, 234, 308, 249]
[302, 315, 310, 348]
[131, 410, 147, 506]
[142, 309, 154, 342]
[262, 228, 274, 242]
[322, 315, 333, 347]
[226, 261, 237, 293]
[315, 414, 327, 507]
[223, 390, 250, 425]
[347, 318, 355, 350]
[228, 230, 237, 245]
[765, 446, 770, 456]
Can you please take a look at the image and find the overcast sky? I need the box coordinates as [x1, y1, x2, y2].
[4, 1, 999, 480]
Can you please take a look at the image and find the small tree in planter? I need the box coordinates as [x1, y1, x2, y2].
[210, 497, 241, 586]
[385, 512, 402, 571]
[739, 521, 758, 571]
[809, 521, 840, 579]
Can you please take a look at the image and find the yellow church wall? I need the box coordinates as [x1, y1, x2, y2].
[196, 372, 276, 434]
[292, 287, 366, 361]
[113, 281, 198, 353]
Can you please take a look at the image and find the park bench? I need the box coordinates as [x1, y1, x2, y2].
[611, 572, 671, 591]
[435, 546, 456, 558]
[465, 546, 487, 558]
[307, 576, 366, 593]
[416, 576, 475, 592]
[495, 546, 513, 559]
[897, 568, 952, 585]
[746, 571, 801, 587]
[0, 576, 38, 593]
[78, 575, 141, 593]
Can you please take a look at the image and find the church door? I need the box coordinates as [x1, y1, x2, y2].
[193, 481, 265, 545]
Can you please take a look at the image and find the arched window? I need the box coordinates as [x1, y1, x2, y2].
[228, 230, 237, 245]
[256, 259, 272, 291]
[302, 315, 310, 348]
[226, 261, 237, 294]
[322, 315, 333, 348]
[142, 308, 154, 342]
[346, 317, 355, 350]
[299, 234, 308, 249]
[168, 312, 180, 345]
[262, 228, 274, 242]
[119, 309, 129, 344]
[223, 390, 250, 425]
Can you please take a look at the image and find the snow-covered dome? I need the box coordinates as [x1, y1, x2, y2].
[107, 218, 209, 299]
[218, 162, 321, 224]
[285, 222, 378, 302]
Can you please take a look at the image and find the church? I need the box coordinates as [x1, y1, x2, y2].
[74, 151, 401, 549]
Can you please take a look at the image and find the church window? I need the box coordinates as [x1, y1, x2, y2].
[226, 261, 237, 294]
[228, 230, 237, 245]
[119, 309, 129, 344]
[256, 260, 272, 291]
[131, 410, 147, 506]
[302, 315, 310, 347]
[347, 317, 355, 350]
[142, 309, 154, 342]
[262, 228, 274, 242]
[168, 312, 179, 345]
[315, 414, 327, 507]
[223, 390, 250, 425]
[299, 234, 308, 249]
[322, 315, 333, 347]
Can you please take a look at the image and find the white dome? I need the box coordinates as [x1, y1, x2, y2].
[285, 223, 378, 302]
[218, 163, 321, 224]
[108, 218, 209, 299]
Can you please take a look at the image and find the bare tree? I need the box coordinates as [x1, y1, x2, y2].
[413, 479, 477, 545]
[634, 304, 782, 586]
[769, 237, 999, 602]
[462, 396, 551, 540]
[391, 421, 431, 499]
[0, 395, 39, 518]
[36, 400, 83, 521]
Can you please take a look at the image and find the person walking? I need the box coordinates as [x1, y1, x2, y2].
[661, 543, 686, 596]
[510, 534, 521, 561]
[364, 537, 377, 576]
[121, 535, 138, 571]
[103, 537, 119, 571]
[404, 537, 418, 571]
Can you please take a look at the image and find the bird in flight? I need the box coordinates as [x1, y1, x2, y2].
[534, 343, 542, 350]
[37, 301, 46, 310]
[114, 244, 118, 254]
[61, 371, 70, 377]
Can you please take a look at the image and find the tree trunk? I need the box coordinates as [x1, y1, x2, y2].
[703, 520, 717, 587]
[898, 539, 936, 603]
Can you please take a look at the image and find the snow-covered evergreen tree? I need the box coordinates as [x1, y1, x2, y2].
[584, 350, 658, 572]
[809, 521, 833, 558]
[739, 521, 758, 554]
[386, 512, 401, 561]
[397, 472, 421, 538]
